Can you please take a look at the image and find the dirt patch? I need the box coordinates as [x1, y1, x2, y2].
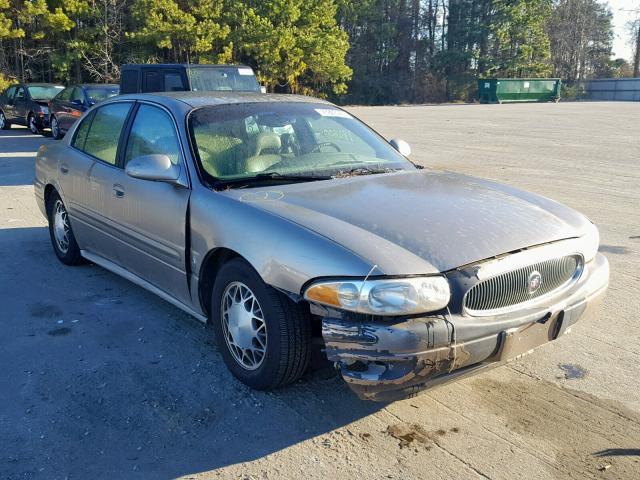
[30, 302, 63, 318]
[386, 424, 430, 449]
[558, 363, 587, 380]
[47, 327, 71, 336]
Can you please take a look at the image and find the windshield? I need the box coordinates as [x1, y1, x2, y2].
[27, 85, 64, 100]
[190, 102, 413, 185]
[187, 67, 261, 92]
[85, 85, 119, 103]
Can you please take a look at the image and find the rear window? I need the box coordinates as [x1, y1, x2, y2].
[85, 86, 119, 103]
[187, 67, 260, 92]
[27, 85, 64, 100]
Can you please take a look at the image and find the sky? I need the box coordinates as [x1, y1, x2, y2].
[608, 0, 640, 60]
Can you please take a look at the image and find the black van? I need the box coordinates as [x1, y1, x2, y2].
[120, 64, 263, 94]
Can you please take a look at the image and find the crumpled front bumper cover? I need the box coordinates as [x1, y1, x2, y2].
[322, 253, 609, 402]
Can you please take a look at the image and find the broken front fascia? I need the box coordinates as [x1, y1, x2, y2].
[318, 252, 609, 402]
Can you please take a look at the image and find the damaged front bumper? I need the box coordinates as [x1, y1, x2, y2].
[322, 253, 609, 402]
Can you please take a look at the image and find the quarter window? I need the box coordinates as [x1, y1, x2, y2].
[71, 111, 94, 150]
[164, 72, 186, 92]
[81, 103, 132, 165]
[125, 104, 181, 165]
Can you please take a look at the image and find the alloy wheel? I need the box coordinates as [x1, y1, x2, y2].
[51, 117, 60, 138]
[221, 281, 267, 370]
[53, 200, 70, 254]
[0, 112, 5, 129]
[29, 115, 37, 134]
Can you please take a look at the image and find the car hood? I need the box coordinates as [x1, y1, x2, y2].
[225, 170, 590, 275]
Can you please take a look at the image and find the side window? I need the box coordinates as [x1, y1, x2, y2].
[143, 71, 162, 92]
[15, 87, 25, 100]
[72, 111, 95, 150]
[120, 70, 138, 93]
[82, 103, 132, 165]
[5, 86, 17, 100]
[125, 104, 181, 165]
[164, 72, 186, 92]
[57, 88, 72, 101]
[71, 88, 84, 103]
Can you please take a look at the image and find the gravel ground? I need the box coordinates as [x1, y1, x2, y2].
[1, 101, 639, 479]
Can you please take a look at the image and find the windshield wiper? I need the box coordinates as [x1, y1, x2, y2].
[218, 171, 333, 189]
[333, 166, 402, 178]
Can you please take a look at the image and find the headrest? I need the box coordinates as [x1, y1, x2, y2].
[254, 132, 281, 156]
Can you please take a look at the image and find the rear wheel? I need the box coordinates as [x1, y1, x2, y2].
[47, 191, 83, 265]
[50, 116, 63, 139]
[210, 258, 311, 390]
[0, 111, 10, 130]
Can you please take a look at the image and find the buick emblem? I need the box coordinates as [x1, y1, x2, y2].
[527, 270, 542, 294]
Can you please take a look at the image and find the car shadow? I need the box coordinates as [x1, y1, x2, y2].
[0, 226, 384, 479]
[593, 448, 640, 457]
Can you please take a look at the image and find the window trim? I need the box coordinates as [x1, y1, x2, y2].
[118, 100, 188, 174]
[69, 100, 135, 168]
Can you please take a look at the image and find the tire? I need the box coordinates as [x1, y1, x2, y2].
[46, 191, 84, 265]
[28, 113, 41, 134]
[0, 110, 10, 130]
[210, 258, 311, 390]
[50, 115, 63, 140]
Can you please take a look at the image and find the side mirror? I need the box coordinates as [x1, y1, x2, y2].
[260, 85, 267, 94]
[70, 99, 83, 107]
[389, 138, 411, 157]
[125, 154, 183, 185]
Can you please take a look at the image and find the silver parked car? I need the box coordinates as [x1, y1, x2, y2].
[34, 92, 609, 401]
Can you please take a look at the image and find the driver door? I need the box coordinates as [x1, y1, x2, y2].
[13, 86, 28, 124]
[107, 102, 192, 304]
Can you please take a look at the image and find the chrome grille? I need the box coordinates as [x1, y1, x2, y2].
[464, 255, 582, 313]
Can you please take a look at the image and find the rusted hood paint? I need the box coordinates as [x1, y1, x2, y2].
[227, 170, 590, 274]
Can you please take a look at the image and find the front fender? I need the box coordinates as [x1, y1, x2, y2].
[189, 186, 375, 297]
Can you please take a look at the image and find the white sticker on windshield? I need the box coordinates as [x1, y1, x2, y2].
[314, 108, 352, 118]
[238, 68, 254, 76]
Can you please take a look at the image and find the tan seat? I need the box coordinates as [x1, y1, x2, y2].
[245, 132, 282, 173]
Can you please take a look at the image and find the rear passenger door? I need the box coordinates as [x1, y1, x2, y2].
[64, 101, 134, 260]
[13, 86, 28, 123]
[107, 102, 192, 304]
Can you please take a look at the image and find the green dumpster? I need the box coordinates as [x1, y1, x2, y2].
[478, 78, 561, 104]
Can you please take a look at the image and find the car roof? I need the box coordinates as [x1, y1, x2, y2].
[23, 83, 65, 87]
[79, 83, 119, 87]
[121, 64, 250, 69]
[117, 91, 331, 109]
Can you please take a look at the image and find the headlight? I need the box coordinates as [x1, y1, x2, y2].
[578, 221, 599, 262]
[304, 276, 450, 316]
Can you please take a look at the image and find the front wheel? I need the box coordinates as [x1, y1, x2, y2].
[210, 258, 311, 390]
[50, 116, 63, 140]
[0, 111, 11, 130]
[47, 191, 83, 265]
[28, 114, 42, 134]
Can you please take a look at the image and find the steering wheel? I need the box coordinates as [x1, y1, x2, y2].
[311, 142, 342, 153]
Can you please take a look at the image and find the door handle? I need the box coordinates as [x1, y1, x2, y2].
[60, 164, 69, 175]
[112, 184, 125, 198]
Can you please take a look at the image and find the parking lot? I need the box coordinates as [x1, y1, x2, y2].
[1, 101, 639, 479]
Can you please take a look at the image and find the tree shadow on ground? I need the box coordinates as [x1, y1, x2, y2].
[0, 226, 384, 479]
